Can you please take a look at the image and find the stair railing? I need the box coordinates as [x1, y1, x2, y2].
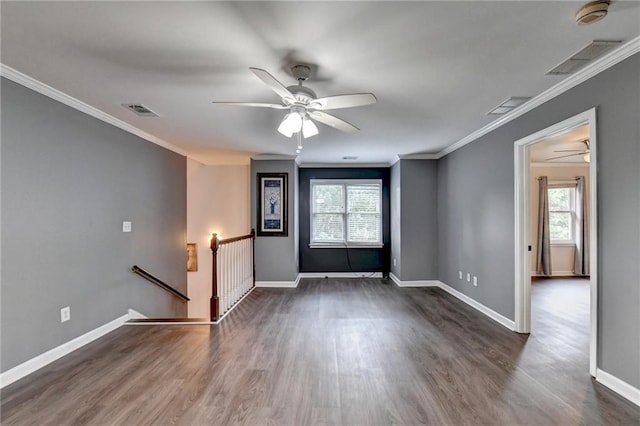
[131, 265, 190, 302]
[210, 229, 255, 321]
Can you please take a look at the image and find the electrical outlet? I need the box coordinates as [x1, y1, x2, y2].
[122, 221, 132, 233]
[458, 271, 462, 280]
[467, 273, 471, 282]
[393, 258, 397, 267]
[473, 276, 478, 287]
[60, 306, 70, 323]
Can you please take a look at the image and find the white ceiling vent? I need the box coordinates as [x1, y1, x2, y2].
[122, 104, 159, 117]
[547, 40, 622, 75]
[342, 156, 359, 160]
[488, 97, 531, 115]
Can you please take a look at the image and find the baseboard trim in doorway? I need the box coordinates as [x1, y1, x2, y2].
[596, 369, 640, 407]
[438, 281, 516, 331]
[299, 272, 383, 279]
[389, 273, 439, 287]
[0, 312, 130, 389]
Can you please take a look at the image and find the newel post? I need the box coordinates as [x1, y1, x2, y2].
[210, 233, 220, 321]
[251, 228, 256, 287]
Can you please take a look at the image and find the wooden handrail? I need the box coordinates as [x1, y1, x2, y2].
[131, 265, 190, 302]
[210, 229, 255, 321]
[218, 232, 254, 245]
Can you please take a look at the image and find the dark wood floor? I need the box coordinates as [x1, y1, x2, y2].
[2, 278, 639, 425]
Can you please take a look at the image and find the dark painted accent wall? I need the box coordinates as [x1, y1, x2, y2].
[299, 168, 390, 275]
[1, 78, 187, 372]
[437, 53, 640, 387]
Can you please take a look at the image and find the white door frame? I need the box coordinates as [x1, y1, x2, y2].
[514, 108, 598, 377]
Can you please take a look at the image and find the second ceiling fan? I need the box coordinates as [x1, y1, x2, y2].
[212, 65, 377, 142]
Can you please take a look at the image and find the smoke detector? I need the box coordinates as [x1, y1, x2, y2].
[576, 0, 610, 25]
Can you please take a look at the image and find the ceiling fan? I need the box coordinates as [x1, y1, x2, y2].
[212, 65, 377, 151]
[545, 139, 591, 162]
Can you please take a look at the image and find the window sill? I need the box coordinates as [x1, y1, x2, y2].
[551, 241, 576, 247]
[309, 243, 384, 249]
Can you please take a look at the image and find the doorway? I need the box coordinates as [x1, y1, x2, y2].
[514, 108, 598, 376]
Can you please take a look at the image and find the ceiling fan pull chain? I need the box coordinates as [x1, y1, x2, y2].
[296, 130, 303, 154]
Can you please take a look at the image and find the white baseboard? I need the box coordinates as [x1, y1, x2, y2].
[299, 272, 383, 279]
[531, 272, 579, 277]
[437, 281, 516, 331]
[0, 312, 130, 389]
[257, 272, 383, 288]
[389, 273, 439, 287]
[256, 280, 299, 288]
[127, 308, 148, 319]
[596, 368, 640, 407]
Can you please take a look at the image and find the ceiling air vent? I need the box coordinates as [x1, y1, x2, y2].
[547, 40, 622, 76]
[122, 104, 159, 117]
[342, 156, 358, 160]
[488, 97, 531, 115]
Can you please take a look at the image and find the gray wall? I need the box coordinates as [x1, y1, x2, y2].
[399, 160, 438, 281]
[1, 78, 187, 372]
[390, 162, 401, 278]
[437, 53, 640, 387]
[250, 159, 298, 282]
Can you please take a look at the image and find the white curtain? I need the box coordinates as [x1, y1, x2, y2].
[574, 176, 589, 276]
[536, 176, 552, 276]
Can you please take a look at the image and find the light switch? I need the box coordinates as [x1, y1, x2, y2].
[123, 221, 132, 233]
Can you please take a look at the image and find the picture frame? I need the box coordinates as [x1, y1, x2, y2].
[186, 243, 198, 272]
[257, 172, 288, 237]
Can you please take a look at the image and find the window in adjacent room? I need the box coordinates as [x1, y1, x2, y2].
[310, 179, 382, 247]
[548, 185, 576, 244]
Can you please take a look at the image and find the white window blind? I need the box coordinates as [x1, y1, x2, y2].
[311, 180, 382, 247]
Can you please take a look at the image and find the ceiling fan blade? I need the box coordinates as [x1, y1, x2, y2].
[212, 101, 287, 109]
[308, 111, 359, 133]
[311, 93, 377, 110]
[553, 149, 585, 153]
[545, 152, 584, 161]
[249, 67, 295, 102]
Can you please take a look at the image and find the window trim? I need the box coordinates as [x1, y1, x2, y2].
[310, 179, 383, 248]
[548, 184, 577, 245]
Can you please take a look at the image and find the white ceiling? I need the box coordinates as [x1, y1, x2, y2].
[2, 1, 639, 165]
[529, 125, 590, 163]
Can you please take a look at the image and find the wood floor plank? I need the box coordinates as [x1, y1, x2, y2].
[2, 277, 639, 425]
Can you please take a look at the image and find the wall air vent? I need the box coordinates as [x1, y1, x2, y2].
[547, 40, 622, 75]
[122, 104, 159, 117]
[488, 97, 531, 115]
[342, 156, 358, 160]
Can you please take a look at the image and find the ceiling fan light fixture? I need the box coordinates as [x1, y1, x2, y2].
[302, 118, 319, 138]
[278, 112, 303, 137]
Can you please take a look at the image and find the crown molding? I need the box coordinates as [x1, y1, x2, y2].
[398, 153, 440, 160]
[251, 154, 298, 161]
[0, 64, 188, 157]
[389, 153, 440, 166]
[298, 162, 390, 168]
[437, 35, 640, 159]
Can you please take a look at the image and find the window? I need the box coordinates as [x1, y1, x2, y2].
[311, 179, 382, 247]
[548, 186, 576, 243]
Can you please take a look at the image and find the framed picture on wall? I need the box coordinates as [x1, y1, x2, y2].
[257, 173, 288, 237]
